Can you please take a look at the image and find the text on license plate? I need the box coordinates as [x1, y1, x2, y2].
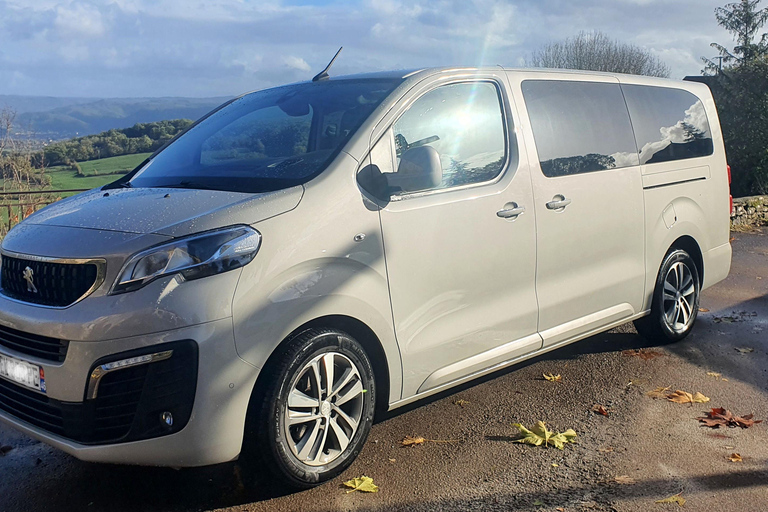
[0, 354, 46, 393]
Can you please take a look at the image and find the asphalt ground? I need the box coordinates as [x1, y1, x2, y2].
[1, 231, 766, 512]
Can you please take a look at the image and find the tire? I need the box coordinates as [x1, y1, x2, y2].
[246, 328, 376, 488]
[634, 248, 700, 342]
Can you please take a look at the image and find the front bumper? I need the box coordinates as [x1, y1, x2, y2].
[0, 318, 260, 467]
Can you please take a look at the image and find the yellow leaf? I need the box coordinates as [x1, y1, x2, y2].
[614, 475, 636, 485]
[551, 463, 559, 467]
[543, 373, 562, 382]
[343, 476, 379, 493]
[512, 421, 577, 450]
[401, 436, 425, 447]
[655, 492, 685, 506]
[729, 453, 743, 462]
[454, 399, 470, 408]
[706, 372, 722, 379]
[400, 435, 459, 447]
[666, 390, 710, 404]
[646, 386, 671, 399]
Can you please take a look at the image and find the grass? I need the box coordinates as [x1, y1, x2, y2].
[45, 152, 151, 190]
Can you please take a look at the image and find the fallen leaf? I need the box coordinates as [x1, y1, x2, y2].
[557, 508, 566, 512]
[697, 408, 763, 429]
[0, 445, 12, 456]
[623, 349, 664, 360]
[614, 475, 636, 485]
[551, 463, 559, 467]
[599, 446, 615, 453]
[454, 399, 470, 408]
[533, 499, 544, 506]
[655, 492, 686, 507]
[666, 390, 710, 404]
[388, 458, 396, 463]
[400, 435, 460, 447]
[592, 404, 609, 416]
[706, 372, 722, 379]
[646, 386, 671, 399]
[543, 373, 562, 382]
[342, 476, 379, 493]
[729, 453, 743, 462]
[736, 347, 754, 353]
[400, 436, 425, 447]
[699, 307, 710, 313]
[722, 378, 729, 382]
[512, 421, 577, 450]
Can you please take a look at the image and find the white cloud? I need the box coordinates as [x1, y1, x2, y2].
[54, 2, 107, 37]
[283, 55, 311, 72]
[0, 0, 740, 97]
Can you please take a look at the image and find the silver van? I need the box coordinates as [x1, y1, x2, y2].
[0, 67, 732, 487]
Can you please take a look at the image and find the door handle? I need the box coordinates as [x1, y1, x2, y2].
[497, 204, 525, 219]
[546, 195, 572, 210]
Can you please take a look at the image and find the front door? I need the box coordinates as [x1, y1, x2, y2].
[371, 78, 541, 398]
[517, 77, 646, 346]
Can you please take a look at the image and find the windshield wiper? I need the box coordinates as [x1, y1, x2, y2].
[164, 181, 220, 191]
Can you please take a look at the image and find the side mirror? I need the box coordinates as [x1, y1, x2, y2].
[389, 146, 442, 193]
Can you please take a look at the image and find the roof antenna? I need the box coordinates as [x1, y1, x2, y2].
[312, 47, 343, 82]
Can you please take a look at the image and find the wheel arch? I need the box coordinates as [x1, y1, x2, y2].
[670, 235, 704, 285]
[245, 315, 391, 427]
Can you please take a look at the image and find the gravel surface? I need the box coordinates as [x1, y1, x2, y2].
[1, 231, 766, 512]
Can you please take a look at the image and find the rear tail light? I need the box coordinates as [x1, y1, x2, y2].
[727, 165, 734, 216]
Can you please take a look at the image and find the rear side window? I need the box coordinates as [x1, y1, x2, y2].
[522, 80, 639, 177]
[621, 85, 714, 165]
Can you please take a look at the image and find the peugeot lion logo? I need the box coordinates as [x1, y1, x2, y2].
[22, 266, 38, 293]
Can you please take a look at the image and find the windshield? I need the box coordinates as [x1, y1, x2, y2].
[124, 79, 401, 193]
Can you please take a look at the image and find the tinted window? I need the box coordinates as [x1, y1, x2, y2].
[522, 80, 639, 177]
[126, 79, 401, 193]
[391, 81, 506, 191]
[622, 85, 713, 165]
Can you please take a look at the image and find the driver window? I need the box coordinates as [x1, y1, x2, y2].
[391, 81, 506, 193]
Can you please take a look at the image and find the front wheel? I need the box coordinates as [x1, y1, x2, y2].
[247, 328, 376, 488]
[634, 248, 700, 342]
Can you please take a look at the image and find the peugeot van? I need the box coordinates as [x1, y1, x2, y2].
[0, 67, 731, 487]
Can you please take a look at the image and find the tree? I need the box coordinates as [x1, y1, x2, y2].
[705, 0, 768, 72]
[709, 59, 768, 195]
[527, 31, 670, 78]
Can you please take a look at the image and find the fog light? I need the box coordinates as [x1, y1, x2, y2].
[161, 411, 174, 427]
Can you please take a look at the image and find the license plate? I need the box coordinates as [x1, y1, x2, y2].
[0, 353, 46, 393]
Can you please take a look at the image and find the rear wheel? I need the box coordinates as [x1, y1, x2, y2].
[634, 248, 700, 342]
[246, 328, 376, 488]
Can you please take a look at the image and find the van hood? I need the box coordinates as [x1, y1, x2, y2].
[20, 186, 304, 237]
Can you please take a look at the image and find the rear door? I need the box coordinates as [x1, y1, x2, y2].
[515, 76, 646, 346]
[366, 74, 541, 398]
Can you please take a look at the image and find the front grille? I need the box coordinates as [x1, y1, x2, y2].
[0, 340, 197, 445]
[0, 376, 65, 435]
[0, 255, 100, 307]
[0, 324, 68, 362]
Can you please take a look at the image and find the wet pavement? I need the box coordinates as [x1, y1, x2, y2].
[1, 231, 767, 512]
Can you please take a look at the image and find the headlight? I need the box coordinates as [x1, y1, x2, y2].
[111, 226, 261, 294]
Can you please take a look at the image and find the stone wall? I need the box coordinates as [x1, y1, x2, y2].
[731, 195, 768, 229]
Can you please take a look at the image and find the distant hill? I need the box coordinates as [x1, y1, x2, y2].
[4, 96, 230, 140]
[0, 95, 100, 114]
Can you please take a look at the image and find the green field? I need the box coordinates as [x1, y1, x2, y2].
[45, 152, 151, 190]
[1, 152, 152, 237]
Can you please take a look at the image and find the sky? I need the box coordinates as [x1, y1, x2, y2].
[0, 0, 736, 98]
